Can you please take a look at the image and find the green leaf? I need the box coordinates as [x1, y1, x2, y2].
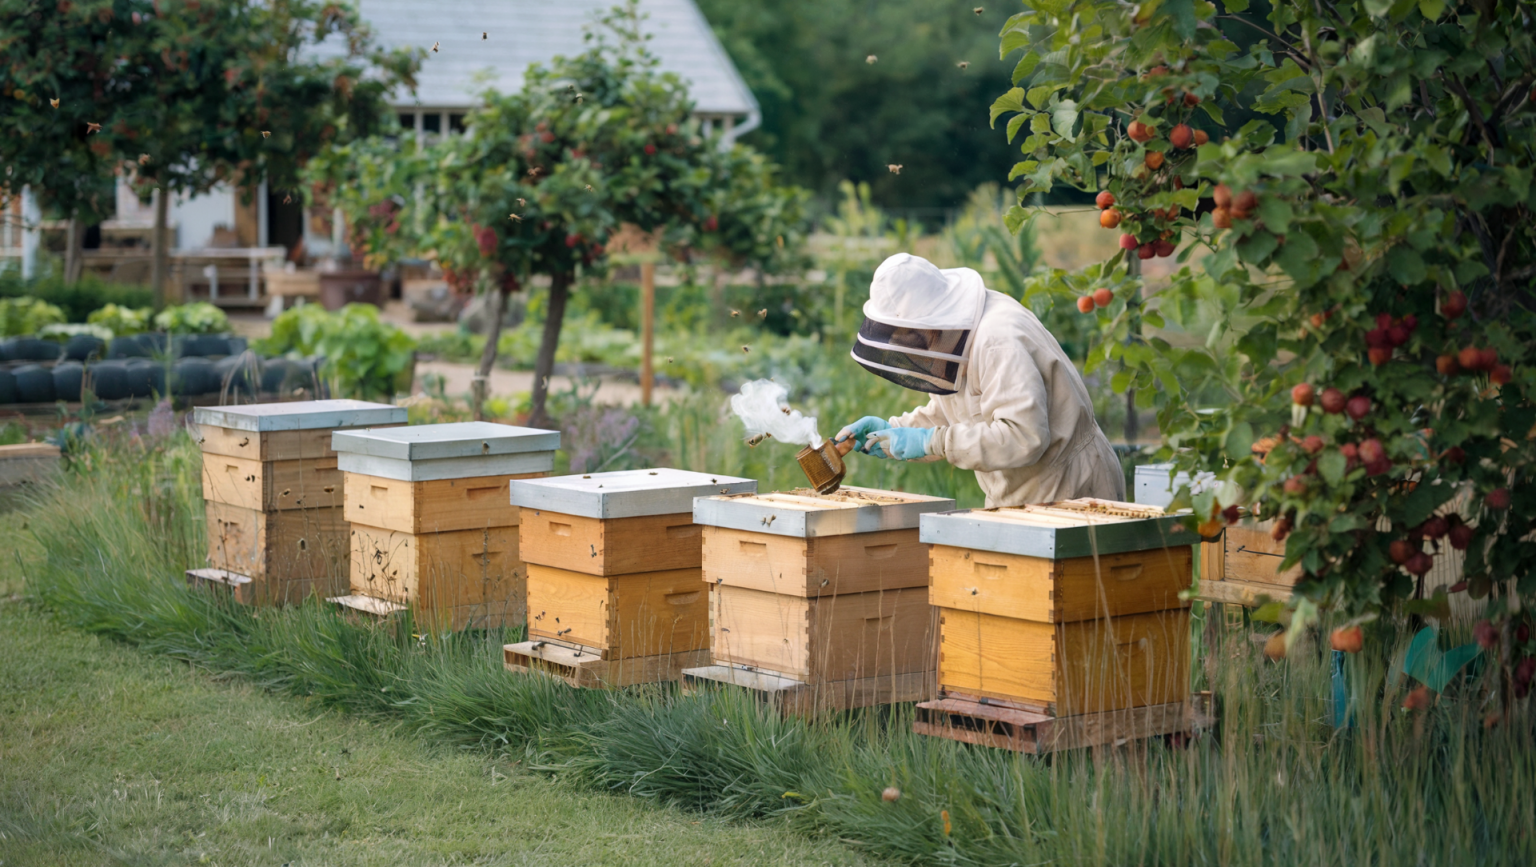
[1256, 196, 1293, 234]
[1026, 84, 1061, 110]
[1318, 450, 1347, 485]
[1400, 480, 1457, 527]
[1005, 113, 1030, 143]
[989, 88, 1027, 126]
[1012, 51, 1042, 84]
[1051, 100, 1080, 137]
[1386, 245, 1427, 285]
[1199, 101, 1226, 125]
[1225, 421, 1255, 459]
[1417, 0, 1446, 18]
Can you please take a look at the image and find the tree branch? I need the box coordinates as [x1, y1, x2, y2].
[1216, 15, 1310, 66]
[1446, 74, 1501, 156]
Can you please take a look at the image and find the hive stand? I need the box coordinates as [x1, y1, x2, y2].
[915, 499, 1202, 752]
[684, 487, 954, 714]
[502, 468, 756, 688]
[188, 400, 405, 605]
[328, 422, 558, 631]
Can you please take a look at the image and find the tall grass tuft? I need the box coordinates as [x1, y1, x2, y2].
[14, 432, 1535, 865]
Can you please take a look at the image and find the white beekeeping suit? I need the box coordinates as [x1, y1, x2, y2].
[844, 253, 1125, 507]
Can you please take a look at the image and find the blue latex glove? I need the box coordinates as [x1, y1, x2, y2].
[864, 427, 934, 461]
[834, 416, 888, 452]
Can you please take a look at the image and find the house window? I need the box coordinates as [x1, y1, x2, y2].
[397, 113, 417, 132]
[422, 113, 442, 134]
[448, 113, 466, 134]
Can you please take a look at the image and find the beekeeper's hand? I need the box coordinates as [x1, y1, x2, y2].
[864, 427, 934, 461]
[835, 416, 888, 452]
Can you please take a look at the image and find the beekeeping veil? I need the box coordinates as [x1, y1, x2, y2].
[851, 253, 986, 395]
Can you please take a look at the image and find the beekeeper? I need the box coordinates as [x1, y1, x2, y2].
[836, 252, 1125, 506]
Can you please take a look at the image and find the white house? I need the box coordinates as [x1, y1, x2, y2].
[18, 0, 757, 285]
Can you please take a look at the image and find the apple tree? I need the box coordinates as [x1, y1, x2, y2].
[990, 0, 1536, 706]
[312, 2, 808, 424]
[0, 0, 417, 300]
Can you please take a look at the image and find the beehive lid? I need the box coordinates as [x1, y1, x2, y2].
[1133, 463, 1215, 509]
[331, 421, 560, 460]
[193, 399, 405, 432]
[920, 498, 1193, 559]
[509, 468, 756, 519]
[693, 486, 955, 538]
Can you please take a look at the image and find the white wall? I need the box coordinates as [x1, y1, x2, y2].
[169, 186, 235, 251]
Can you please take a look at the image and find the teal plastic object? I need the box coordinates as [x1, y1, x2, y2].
[1402, 626, 1482, 693]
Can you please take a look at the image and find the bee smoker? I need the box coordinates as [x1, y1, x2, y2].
[794, 437, 857, 495]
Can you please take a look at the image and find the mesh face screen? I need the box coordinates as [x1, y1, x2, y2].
[850, 320, 969, 394]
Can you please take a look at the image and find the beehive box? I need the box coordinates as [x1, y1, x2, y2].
[1197, 517, 1304, 607]
[685, 487, 954, 713]
[915, 499, 1199, 748]
[189, 400, 405, 605]
[502, 468, 756, 687]
[330, 422, 558, 631]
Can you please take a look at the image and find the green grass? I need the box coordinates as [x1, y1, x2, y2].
[0, 565, 866, 865]
[6, 432, 1535, 866]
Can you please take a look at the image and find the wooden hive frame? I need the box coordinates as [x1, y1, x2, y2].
[190, 401, 404, 606]
[503, 468, 755, 687]
[685, 485, 955, 712]
[916, 498, 1202, 746]
[330, 422, 559, 632]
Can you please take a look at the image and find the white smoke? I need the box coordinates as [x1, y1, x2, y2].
[729, 379, 822, 448]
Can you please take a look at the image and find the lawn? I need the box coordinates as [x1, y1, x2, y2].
[0, 511, 863, 867]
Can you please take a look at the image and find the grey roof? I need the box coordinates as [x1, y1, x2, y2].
[350, 0, 758, 116]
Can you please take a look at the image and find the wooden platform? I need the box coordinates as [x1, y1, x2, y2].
[682, 664, 932, 715]
[0, 442, 61, 488]
[503, 639, 709, 689]
[185, 567, 255, 604]
[913, 691, 1214, 754]
[1195, 577, 1295, 606]
[329, 593, 408, 618]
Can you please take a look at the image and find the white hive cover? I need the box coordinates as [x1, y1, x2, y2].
[331, 421, 560, 460]
[509, 468, 756, 519]
[919, 499, 1194, 559]
[692, 487, 955, 538]
[193, 400, 406, 432]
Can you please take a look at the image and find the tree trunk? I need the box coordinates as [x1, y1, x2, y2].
[151, 187, 170, 309]
[62, 217, 87, 284]
[528, 271, 572, 430]
[472, 283, 510, 421]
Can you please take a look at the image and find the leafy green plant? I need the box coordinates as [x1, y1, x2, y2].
[991, 0, 1536, 706]
[37, 322, 112, 342]
[0, 274, 154, 321]
[152, 302, 229, 335]
[0, 297, 65, 336]
[256, 303, 415, 400]
[85, 303, 153, 336]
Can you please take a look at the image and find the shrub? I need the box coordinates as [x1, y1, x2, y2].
[152, 301, 229, 335]
[255, 303, 416, 400]
[0, 297, 66, 336]
[0, 273, 154, 322]
[86, 304, 153, 336]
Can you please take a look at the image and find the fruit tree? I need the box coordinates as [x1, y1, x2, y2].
[309, 2, 808, 424]
[990, 0, 1536, 704]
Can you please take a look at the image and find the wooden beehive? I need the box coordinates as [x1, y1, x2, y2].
[914, 499, 1203, 750]
[502, 468, 755, 687]
[1197, 517, 1304, 607]
[190, 400, 405, 605]
[686, 487, 954, 713]
[330, 421, 558, 631]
